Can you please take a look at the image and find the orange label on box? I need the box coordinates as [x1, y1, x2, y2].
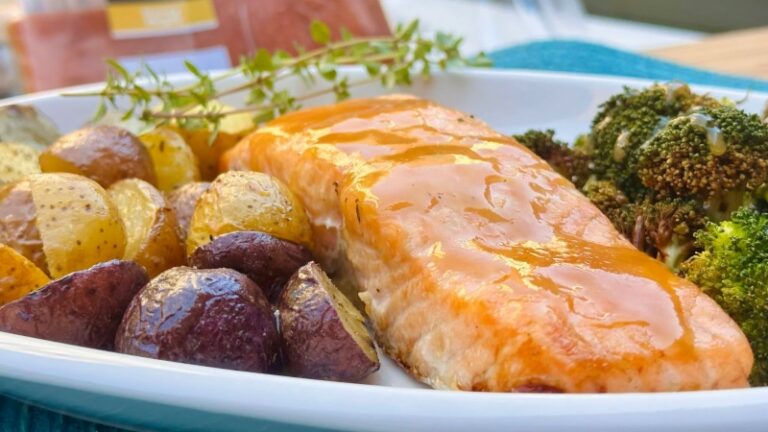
[106, 0, 218, 38]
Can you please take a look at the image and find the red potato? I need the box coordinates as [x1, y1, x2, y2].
[278, 262, 379, 382]
[0, 260, 148, 349]
[188, 231, 313, 301]
[115, 267, 279, 373]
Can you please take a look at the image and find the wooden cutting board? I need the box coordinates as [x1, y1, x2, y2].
[648, 27, 768, 79]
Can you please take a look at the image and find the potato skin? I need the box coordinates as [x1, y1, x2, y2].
[172, 104, 255, 180]
[40, 125, 157, 188]
[186, 171, 312, 254]
[116, 267, 279, 372]
[0, 260, 148, 349]
[0, 243, 50, 306]
[0, 180, 45, 271]
[0, 142, 41, 186]
[165, 181, 210, 242]
[279, 262, 379, 382]
[189, 231, 313, 301]
[109, 179, 185, 277]
[139, 128, 201, 192]
[29, 173, 127, 278]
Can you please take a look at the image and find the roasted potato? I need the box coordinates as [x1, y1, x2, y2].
[0, 243, 50, 306]
[189, 231, 313, 301]
[0, 105, 59, 150]
[0, 260, 148, 349]
[165, 181, 210, 242]
[0, 173, 126, 278]
[278, 262, 379, 382]
[139, 128, 201, 192]
[173, 103, 255, 180]
[39, 125, 157, 188]
[186, 171, 312, 254]
[0, 178, 45, 271]
[0, 142, 41, 185]
[109, 179, 185, 277]
[116, 267, 279, 372]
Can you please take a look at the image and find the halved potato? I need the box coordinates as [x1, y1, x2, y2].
[189, 230, 313, 301]
[0, 173, 127, 278]
[0, 260, 148, 349]
[0, 105, 59, 150]
[165, 181, 210, 242]
[0, 142, 41, 185]
[173, 103, 255, 180]
[278, 262, 379, 382]
[186, 171, 312, 254]
[116, 266, 279, 372]
[40, 125, 157, 187]
[139, 128, 201, 192]
[0, 243, 50, 306]
[0, 179, 46, 270]
[109, 179, 185, 277]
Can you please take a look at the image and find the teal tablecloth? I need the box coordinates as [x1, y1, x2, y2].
[4, 39, 768, 431]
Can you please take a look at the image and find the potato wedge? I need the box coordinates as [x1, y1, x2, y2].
[165, 181, 210, 242]
[139, 128, 201, 192]
[0, 105, 59, 150]
[278, 262, 379, 382]
[189, 231, 313, 301]
[116, 267, 279, 372]
[0, 142, 41, 185]
[0, 179, 46, 270]
[0, 173, 127, 278]
[173, 103, 255, 180]
[40, 125, 157, 187]
[109, 179, 185, 277]
[0, 243, 50, 306]
[187, 171, 312, 254]
[0, 260, 148, 349]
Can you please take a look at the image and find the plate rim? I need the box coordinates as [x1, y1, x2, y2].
[1, 67, 767, 431]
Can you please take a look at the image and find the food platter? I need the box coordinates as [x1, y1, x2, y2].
[2, 68, 768, 432]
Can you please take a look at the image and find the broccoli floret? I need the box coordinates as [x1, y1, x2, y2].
[636, 105, 768, 220]
[633, 198, 708, 270]
[582, 179, 637, 237]
[588, 83, 718, 198]
[682, 208, 768, 385]
[582, 179, 707, 270]
[514, 129, 592, 188]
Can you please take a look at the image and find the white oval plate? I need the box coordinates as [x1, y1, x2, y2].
[2, 69, 768, 432]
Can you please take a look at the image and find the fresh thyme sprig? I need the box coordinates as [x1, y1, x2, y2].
[64, 19, 491, 135]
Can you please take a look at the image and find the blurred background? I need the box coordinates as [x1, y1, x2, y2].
[0, 0, 765, 96]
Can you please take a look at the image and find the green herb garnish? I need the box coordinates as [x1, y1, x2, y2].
[66, 20, 491, 135]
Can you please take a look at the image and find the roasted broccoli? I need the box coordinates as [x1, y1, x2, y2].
[632, 197, 708, 270]
[523, 84, 767, 273]
[582, 178, 708, 270]
[581, 179, 637, 236]
[682, 208, 768, 384]
[513, 129, 592, 188]
[588, 83, 718, 198]
[636, 105, 768, 220]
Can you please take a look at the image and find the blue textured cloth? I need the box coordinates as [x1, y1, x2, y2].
[4, 39, 768, 432]
[490, 39, 768, 91]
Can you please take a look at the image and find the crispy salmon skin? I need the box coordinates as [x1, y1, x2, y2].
[222, 95, 753, 392]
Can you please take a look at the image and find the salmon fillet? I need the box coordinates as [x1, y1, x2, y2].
[222, 95, 753, 392]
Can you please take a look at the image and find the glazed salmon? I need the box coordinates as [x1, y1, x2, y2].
[222, 95, 753, 392]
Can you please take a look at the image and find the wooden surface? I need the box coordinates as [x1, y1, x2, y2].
[648, 26, 768, 79]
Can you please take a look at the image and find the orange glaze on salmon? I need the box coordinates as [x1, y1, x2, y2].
[222, 95, 753, 392]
